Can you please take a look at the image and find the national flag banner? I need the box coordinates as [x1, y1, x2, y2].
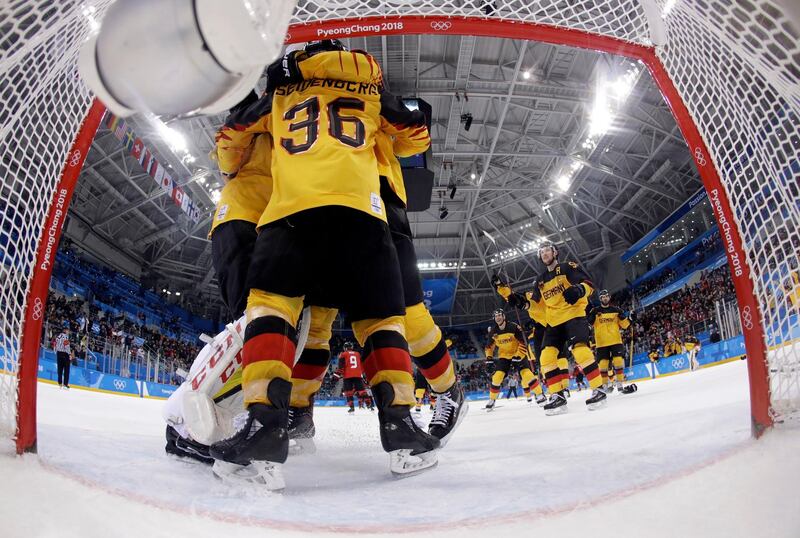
[104, 110, 204, 225]
[122, 128, 136, 152]
[141, 149, 152, 170]
[160, 172, 174, 195]
[132, 138, 144, 162]
[172, 186, 184, 207]
[149, 158, 161, 180]
[181, 193, 192, 213]
[114, 119, 127, 139]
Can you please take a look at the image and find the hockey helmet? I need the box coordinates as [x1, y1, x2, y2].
[343, 341, 354, 351]
[305, 39, 348, 56]
[493, 308, 506, 321]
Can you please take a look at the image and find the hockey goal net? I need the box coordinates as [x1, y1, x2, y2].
[1, 0, 797, 453]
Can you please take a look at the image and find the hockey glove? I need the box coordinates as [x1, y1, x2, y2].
[265, 51, 304, 91]
[490, 273, 503, 289]
[563, 284, 586, 305]
[507, 292, 524, 309]
[528, 281, 542, 303]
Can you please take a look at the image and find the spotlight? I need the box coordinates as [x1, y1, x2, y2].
[439, 206, 449, 220]
[449, 184, 457, 199]
[460, 113, 473, 131]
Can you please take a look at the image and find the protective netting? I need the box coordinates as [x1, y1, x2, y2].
[652, 0, 800, 423]
[0, 0, 798, 441]
[0, 0, 112, 440]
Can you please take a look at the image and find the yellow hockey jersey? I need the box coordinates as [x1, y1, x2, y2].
[211, 133, 273, 235]
[495, 284, 547, 326]
[215, 50, 429, 227]
[538, 262, 593, 326]
[587, 305, 630, 347]
[485, 321, 527, 359]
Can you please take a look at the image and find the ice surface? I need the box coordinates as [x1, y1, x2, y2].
[1, 360, 798, 538]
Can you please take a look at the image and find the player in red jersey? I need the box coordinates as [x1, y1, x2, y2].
[335, 342, 372, 412]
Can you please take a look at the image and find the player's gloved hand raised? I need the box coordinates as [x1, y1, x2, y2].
[265, 50, 304, 91]
[507, 292, 524, 309]
[528, 281, 542, 303]
[490, 273, 503, 289]
[563, 284, 586, 305]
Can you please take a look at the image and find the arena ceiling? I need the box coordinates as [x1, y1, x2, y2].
[67, 34, 701, 326]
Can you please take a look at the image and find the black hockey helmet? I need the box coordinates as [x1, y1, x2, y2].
[343, 341, 354, 351]
[599, 289, 610, 300]
[493, 308, 505, 320]
[305, 39, 348, 56]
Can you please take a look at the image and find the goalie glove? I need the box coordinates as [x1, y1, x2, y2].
[563, 283, 586, 305]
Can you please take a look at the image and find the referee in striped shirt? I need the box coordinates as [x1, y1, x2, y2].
[54, 328, 72, 390]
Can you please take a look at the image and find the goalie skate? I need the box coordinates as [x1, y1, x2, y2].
[212, 460, 285, 491]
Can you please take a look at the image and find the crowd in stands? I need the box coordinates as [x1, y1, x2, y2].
[631, 230, 722, 298]
[44, 290, 200, 380]
[628, 264, 735, 353]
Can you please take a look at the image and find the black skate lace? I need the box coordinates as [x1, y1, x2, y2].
[430, 392, 455, 426]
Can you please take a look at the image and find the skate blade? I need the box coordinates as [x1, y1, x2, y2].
[212, 460, 285, 491]
[587, 398, 608, 411]
[434, 401, 470, 448]
[389, 449, 439, 477]
[544, 405, 568, 416]
[288, 437, 317, 456]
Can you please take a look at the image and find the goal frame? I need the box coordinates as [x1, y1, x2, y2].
[13, 14, 772, 453]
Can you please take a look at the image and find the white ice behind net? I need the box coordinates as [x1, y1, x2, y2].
[0, 0, 797, 440]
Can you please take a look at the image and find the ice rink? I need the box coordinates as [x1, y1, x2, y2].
[1, 359, 799, 538]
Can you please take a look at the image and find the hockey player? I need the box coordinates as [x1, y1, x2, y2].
[211, 42, 439, 487]
[414, 368, 436, 412]
[483, 309, 538, 410]
[684, 334, 701, 371]
[573, 363, 587, 391]
[264, 43, 467, 447]
[531, 242, 607, 415]
[588, 290, 635, 394]
[335, 342, 372, 413]
[491, 276, 547, 404]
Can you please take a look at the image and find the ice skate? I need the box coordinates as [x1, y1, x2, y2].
[586, 387, 608, 410]
[543, 391, 568, 415]
[209, 379, 290, 491]
[288, 405, 316, 455]
[485, 399, 496, 411]
[347, 406, 355, 414]
[428, 383, 469, 448]
[605, 383, 615, 394]
[372, 382, 440, 477]
[562, 387, 570, 398]
[614, 380, 623, 392]
[535, 393, 547, 405]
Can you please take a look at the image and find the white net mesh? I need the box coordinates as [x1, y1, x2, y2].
[0, 0, 112, 441]
[0, 0, 797, 441]
[651, 0, 800, 423]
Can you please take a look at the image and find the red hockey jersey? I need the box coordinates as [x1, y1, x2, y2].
[338, 351, 364, 379]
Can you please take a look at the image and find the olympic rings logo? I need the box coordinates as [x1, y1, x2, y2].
[671, 357, 685, 369]
[113, 379, 127, 390]
[430, 21, 452, 31]
[31, 297, 44, 321]
[741, 306, 754, 330]
[68, 149, 82, 168]
[693, 147, 707, 167]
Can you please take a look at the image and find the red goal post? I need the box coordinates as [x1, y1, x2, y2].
[2, 0, 797, 454]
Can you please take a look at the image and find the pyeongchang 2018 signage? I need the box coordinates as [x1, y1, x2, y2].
[422, 278, 457, 314]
